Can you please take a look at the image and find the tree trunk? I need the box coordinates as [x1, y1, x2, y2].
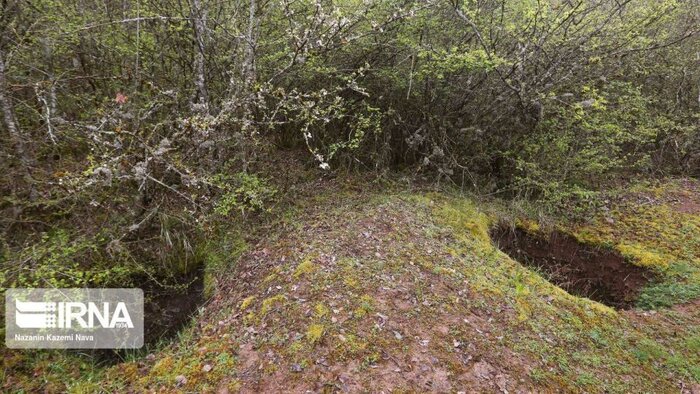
[191, 0, 209, 114]
[0, 50, 34, 173]
[243, 0, 257, 89]
[41, 38, 57, 116]
[36, 38, 58, 144]
[0, 50, 37, 200]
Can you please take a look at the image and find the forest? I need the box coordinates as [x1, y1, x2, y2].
[1, 0, 699, 392]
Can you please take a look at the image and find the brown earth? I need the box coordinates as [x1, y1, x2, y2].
[490, 225, 656, 308]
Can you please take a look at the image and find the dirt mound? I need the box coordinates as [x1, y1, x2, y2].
[69, 192, 698, 393]
[490, 225, 655, 308]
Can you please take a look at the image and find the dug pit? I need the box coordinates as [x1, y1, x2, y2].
[490, 225, 655, 309]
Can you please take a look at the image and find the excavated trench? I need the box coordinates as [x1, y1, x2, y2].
[88, 269, 205, 365]
[143, 269, 205, 342]
[490, 225, 655, 309]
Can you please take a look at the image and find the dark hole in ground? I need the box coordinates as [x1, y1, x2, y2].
[142, 269, 205, 342]
[87, 269, 205, 365]
[490, 225, 655, 309]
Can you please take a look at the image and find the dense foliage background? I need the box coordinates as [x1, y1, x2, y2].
[1, 0, 698, 289]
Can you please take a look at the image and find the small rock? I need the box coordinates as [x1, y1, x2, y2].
[472, 360, 495, 379]
[291, 364, 303, 372]
[495, 374, 508, 393]
[202, 364, 213, 372]
[690, 383, 700, 394]
[175, 375, 187, 387]
[579, 98, 596, 108]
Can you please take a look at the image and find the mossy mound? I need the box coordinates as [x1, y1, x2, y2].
[3, 181, 699, 392]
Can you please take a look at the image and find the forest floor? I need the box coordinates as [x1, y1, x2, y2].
[3, 177, 700, 393]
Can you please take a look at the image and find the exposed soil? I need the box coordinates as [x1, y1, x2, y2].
[143, 270, 205, 342]
[86, 271, 206, 366]
[671, 179, 700, 214]
[618, 178, 700, 215]
[490, 225, 655, 309]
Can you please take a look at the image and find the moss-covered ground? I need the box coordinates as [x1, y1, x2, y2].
[3, 178, 699, 392]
